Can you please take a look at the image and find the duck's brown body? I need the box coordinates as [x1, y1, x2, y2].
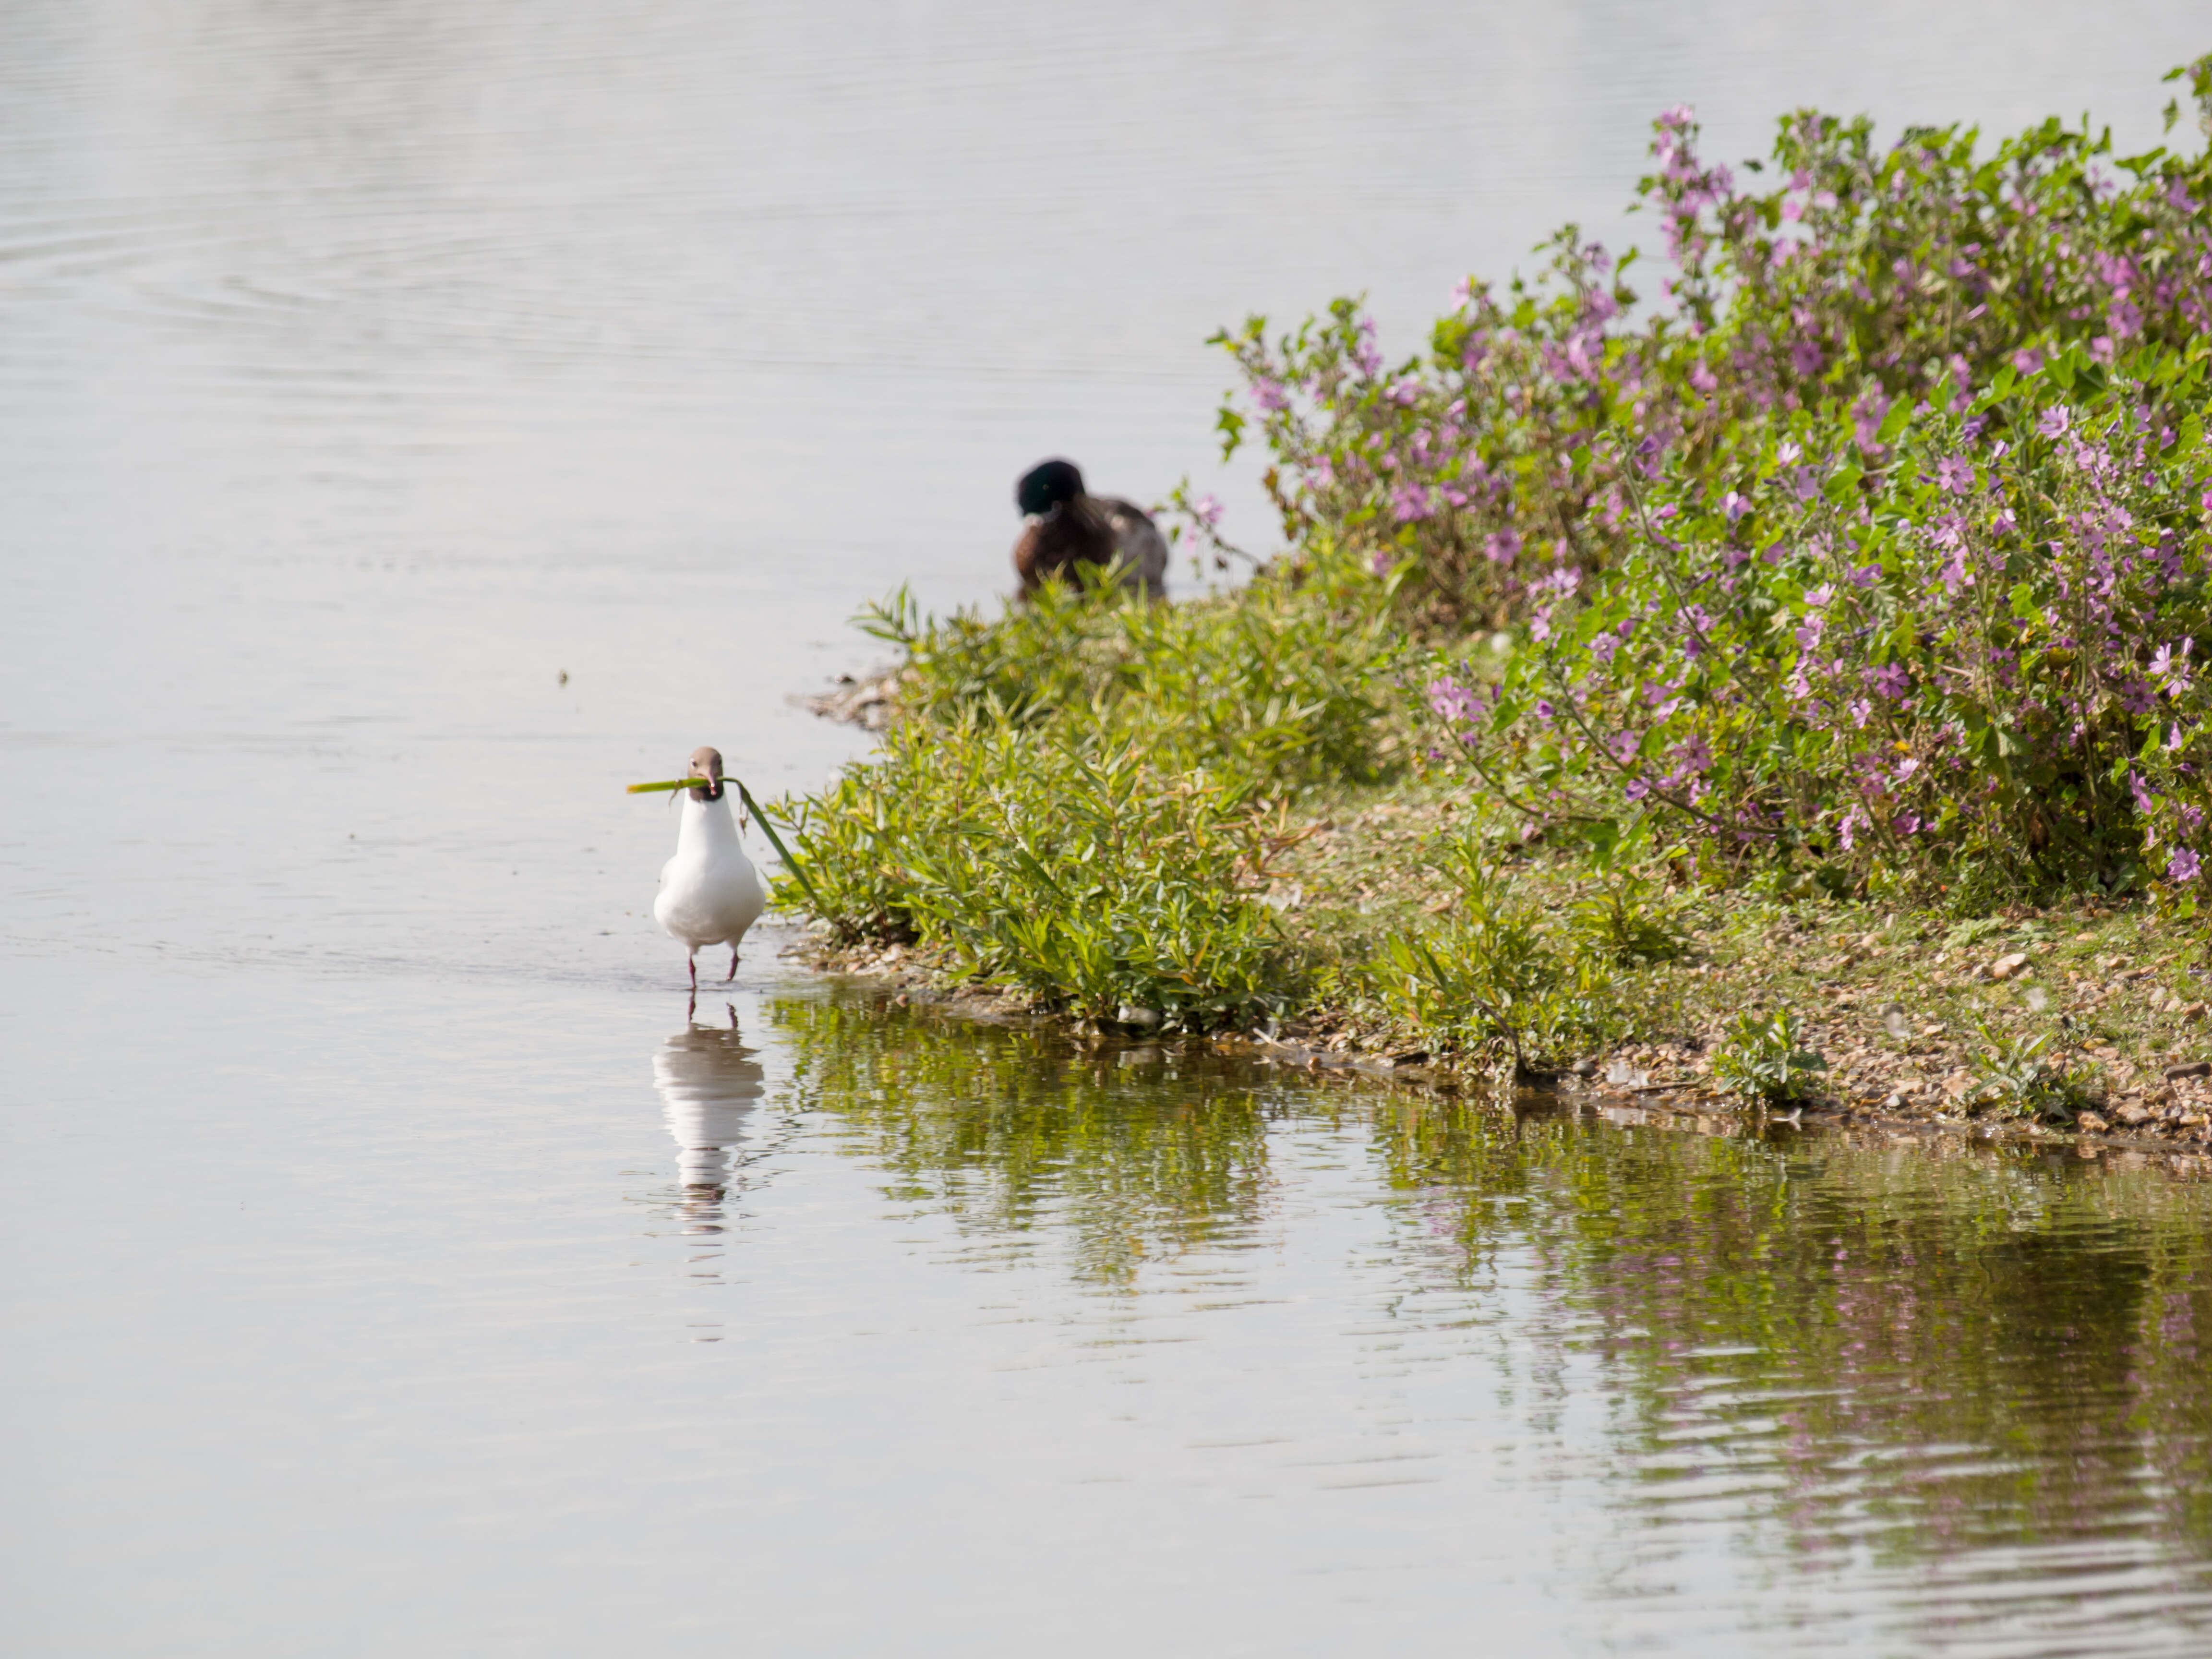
[1011, 459, 1168, 599]
[1013, 497, 1167, 597]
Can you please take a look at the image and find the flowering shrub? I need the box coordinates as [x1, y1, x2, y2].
[1434, 340, 2212, 898]
[1200, 54, 2212, 900]
[1202, 56, 2212, 629]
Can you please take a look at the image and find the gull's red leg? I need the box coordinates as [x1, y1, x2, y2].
[726, 947, 739, 982]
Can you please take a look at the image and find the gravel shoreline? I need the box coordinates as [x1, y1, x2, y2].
[781, 924, 2212, 1167]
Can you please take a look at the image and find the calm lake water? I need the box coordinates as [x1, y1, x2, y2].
[6, 1, 2212, 1652]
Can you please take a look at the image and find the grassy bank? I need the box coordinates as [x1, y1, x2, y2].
[770, 59, 2212, 1150]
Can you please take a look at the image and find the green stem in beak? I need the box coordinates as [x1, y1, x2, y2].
[627, 777, 822, 909]
[733, 780, 822, 910]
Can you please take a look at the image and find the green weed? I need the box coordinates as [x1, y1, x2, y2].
[866, 563, 1402, 793]
[780, 554, 1411, 1027]
[1370, 856, 1620, 1068]
[1963, 1020, 2097, 1123]
[783, 717, 1286, 1030]
[1711, 1009, 1828, 1106]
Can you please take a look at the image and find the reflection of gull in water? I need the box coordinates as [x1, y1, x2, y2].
[652, 1005, 765, 1229]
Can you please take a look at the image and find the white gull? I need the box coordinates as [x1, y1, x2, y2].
[652, 745, 767, 990]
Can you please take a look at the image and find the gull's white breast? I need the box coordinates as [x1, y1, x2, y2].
[654, 792, 766, 949]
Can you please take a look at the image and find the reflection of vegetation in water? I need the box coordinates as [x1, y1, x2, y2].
[766, 998, 1288, 1286]
[771, 998, 2212, 1598]
[1378, 1103, 2212, 1570]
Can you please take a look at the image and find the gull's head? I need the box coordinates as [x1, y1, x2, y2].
[1016, 457, 1084, 518]
[686, 745, 726, 801]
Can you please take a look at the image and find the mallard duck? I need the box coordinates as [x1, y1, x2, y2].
[1012, 458, 1168, 598]
[652, 746, 766, 989]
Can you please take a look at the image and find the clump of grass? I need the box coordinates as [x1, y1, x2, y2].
[1366, 852, 1622, 1068]
[1552, 818, 1693, 967]
[856, 561, 1403, 792]
[1568, 871, 1691, 967]
[1711, 1009, 1828, 1107]
[784, 715, 1288, 1031]
[780, 557, 1411, 1029]
[1964, 1020, 2098, 1123]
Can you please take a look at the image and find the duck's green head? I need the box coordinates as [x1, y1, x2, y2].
[1016, 458, 1084, 517]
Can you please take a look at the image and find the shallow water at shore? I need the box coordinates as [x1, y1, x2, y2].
[10, 0, 2212, 1651]
[9, 962, 2212, 1655]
